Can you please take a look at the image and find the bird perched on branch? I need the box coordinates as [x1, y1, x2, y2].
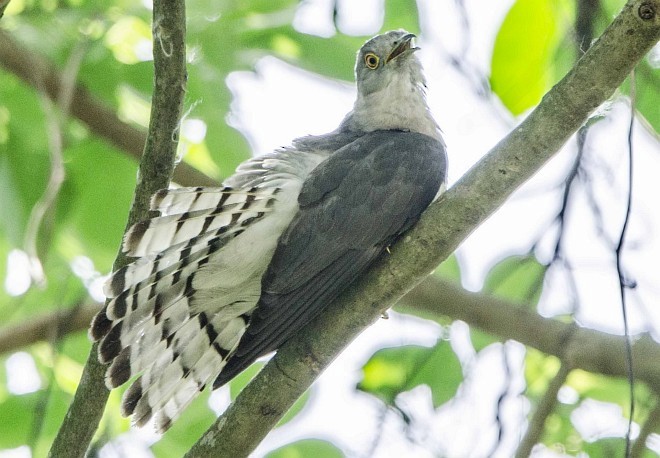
[91, 30, 447, 432]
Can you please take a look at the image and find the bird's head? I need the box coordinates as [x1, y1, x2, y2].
[343, 30, 441, 141]
[355, 30, 422, 97]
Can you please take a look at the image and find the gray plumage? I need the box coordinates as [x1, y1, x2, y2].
[91, 30, 447, 432]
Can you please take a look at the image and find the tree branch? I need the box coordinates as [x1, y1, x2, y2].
[0, 29, 216, 188]
[48, 1, 188, 456]
[517, 363, 571, 457]
[5, 272, 660, 391]
[185, 2, 660, 456]
[400, 277, 660, 386]
[0, 303, 99, 355]
[630, 399, 660, 458]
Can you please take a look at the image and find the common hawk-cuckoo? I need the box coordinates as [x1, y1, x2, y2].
[91, 30, 448, 432]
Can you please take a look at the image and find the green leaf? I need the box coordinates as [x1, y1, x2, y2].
[541, 408, 582, 451]
[434, 254, 461, 283]
[566, 370, 650, 419]
[276, 390, 310, 427]
[0, 253, 86, 319]
[62, 137, 137, 269]
[33, 381, 77, 458]
[265, 439, 343, 458]
[551, 32, 577, 84]
[383, 0, 420, 35]
[469, 327, 498, 352]
[0, 75, 49, 246]
[357, 341, 462, 408]
[582, 438, 628, 457]
[625, 62, 660, 132]
[600, 0, 628, 20]
[490, 0, 570, 114]
[229, 361, 265, 400]
[524, 349, 561, 398]
[0, 392, 39, 448]
[242, 27, 363, 81]
[482, 255, 546, 305]
[524, 352, 583, 450]
[58, 331, 95, 367]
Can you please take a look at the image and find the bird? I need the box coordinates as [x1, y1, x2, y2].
[90, 29, 448, 433]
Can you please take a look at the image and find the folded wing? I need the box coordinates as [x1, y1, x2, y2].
[216, 130, 447, 387]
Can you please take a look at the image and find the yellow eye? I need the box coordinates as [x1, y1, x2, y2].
[364, 53, 379, 69]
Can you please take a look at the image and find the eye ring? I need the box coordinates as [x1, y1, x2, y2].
[364, 53, 379, 69]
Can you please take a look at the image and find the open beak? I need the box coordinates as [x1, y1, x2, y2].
[385, 33, 418, 64]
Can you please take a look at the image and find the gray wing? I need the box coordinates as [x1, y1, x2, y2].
[215, 130, 447, 387]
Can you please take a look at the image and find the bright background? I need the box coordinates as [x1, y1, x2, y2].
[1, 0, 659, 457]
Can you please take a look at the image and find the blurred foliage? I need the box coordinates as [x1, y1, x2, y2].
[482, 254, 546, 305]
[491, 0, 573, 115]
[265, 438, 343, 458]
[357, 341, 462, 408]
[566, 369, 652, 420]
[0, 0, 657, 456]
[525, 349, 655, 453]
[433, 253, 461, 282]
[491, 0, 660, 131]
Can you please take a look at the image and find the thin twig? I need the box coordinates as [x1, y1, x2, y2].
[23, 42, 88, 286]
[542, 118, 590, 316]
[515, 362, 572, 458]
[552, 128, 585, 262]
[440, 0, 490, 98]
[490, 345, 513, 457]
[616, 70, 636, 458]
[364, 404, 388, 457]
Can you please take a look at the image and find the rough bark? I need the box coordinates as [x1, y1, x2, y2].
[48, 1, 188, 456]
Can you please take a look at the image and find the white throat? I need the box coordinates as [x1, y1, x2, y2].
[349, 73, 442, 142]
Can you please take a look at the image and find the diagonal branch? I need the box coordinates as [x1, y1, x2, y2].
[0, 29, 216, 188]
[48, 1, 188, 456]
[516, 363, 571, 457]
[185, 2, 660, 456]
[631, 399, 660, 458]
